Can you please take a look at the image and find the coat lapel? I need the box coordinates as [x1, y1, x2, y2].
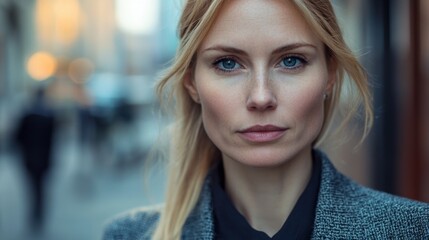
[181, 178, 215, 239]
[311, 151, 367, 238]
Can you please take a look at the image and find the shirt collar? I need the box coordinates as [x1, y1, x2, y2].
[211, 150, 321, 239]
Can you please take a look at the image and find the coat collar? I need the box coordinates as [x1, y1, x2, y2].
[181, 176, 215, 240]
[181, 149, 338, 239]
[311, 150, 367, 238]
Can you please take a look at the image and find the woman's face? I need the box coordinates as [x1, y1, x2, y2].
[185, 0, 335, 167]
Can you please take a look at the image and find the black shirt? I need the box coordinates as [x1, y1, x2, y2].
[211, 152, 321, 239]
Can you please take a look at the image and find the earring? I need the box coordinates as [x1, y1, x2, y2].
[323, 93, 328, 100]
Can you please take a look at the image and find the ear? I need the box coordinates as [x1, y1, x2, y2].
[325, 57, 337, 94]
[183, 70, 200, 103]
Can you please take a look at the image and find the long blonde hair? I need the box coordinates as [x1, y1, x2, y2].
[153, 0, 373, 239]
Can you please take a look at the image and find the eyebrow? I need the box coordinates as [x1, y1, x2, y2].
[202, 43, 317, 55]
[271, 43, 317, 55]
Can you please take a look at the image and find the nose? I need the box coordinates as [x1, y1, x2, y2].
[246, 73, 277, 111]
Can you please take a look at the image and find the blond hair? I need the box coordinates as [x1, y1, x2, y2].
[153, 0, 373, 239]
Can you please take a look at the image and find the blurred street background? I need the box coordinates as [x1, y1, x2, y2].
[0, 0, 428, 239]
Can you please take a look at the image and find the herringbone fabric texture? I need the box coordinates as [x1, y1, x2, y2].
[103, 150, 429, 239]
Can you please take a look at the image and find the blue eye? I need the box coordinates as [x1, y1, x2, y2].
[214, 58, 241, 72]
[280, 56, 305, 69]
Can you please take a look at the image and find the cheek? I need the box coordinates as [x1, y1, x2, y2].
[200, 93, 223, 124]
[197, 82, 238, 135]
[286, 81, 326, 133]
[194, 66, 242, 130]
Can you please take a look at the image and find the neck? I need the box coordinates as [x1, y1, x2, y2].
[222, 148, 313, 237]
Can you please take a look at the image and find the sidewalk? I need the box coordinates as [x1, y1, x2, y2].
[0, 135, 165, 240]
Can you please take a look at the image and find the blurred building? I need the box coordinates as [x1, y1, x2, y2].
[325, 0, 429, 203]
[0, 0, 180, 164]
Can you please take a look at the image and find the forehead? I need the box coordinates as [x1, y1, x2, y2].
[199, 0, 323, 51]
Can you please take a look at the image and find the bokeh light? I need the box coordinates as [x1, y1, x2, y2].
[35, 0, 82, 47]
[26, 51, 57, 81]
[68, 58, 95, 84]
[115, 0, 160, 35]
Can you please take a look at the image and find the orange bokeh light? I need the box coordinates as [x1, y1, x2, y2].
[36, 0, 82, 47]
[27, 52, 57, 81]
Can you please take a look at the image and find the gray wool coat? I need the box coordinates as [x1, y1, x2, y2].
[103, 151, 429, 239]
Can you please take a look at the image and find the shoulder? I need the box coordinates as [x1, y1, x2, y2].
[102, 204, 162, 240]
[314, 150, 429, 238]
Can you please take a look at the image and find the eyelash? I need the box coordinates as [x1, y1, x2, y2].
[211, 55, 308, 74]
[277, 55, 308, 71]
[212, 57, 242, 73]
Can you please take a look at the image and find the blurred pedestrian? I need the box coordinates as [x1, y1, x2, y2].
[14, 86, 56, 232]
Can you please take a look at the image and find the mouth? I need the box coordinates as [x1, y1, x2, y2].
[237, 125, 287, 143]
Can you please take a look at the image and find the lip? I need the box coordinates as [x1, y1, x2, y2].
[237, 124, 287, 143]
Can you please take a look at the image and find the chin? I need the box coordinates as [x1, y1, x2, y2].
[230, 148, 300, 168]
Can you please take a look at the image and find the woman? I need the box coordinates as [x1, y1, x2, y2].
[104, 0, 429, 239]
